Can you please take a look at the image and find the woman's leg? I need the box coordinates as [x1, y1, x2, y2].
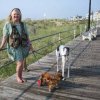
[16, 60, 24, 83]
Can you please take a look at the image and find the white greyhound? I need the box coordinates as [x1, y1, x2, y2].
[56, 45, 70, 80]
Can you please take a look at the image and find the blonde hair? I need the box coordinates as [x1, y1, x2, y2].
[8, 8, 22, 23]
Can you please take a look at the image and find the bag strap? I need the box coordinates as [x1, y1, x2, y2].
[20, 22, 25, 33]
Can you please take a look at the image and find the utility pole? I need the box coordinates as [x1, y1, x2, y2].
[87, 0, 91, 31]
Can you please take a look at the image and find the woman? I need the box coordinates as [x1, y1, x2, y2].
[0, 8, 33, 83]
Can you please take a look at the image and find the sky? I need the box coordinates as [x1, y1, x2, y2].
[0, 0, 100, 20]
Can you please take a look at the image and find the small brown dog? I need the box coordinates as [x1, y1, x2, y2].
[37, 72, 63, 92]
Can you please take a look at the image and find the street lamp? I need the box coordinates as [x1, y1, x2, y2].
[87, 0, 91, 31]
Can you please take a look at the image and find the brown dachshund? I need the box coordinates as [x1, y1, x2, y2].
[37, 72, 63, 92]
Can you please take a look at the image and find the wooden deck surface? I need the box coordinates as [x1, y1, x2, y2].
[0, 27, 100, 100]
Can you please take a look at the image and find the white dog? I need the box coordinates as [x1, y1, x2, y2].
[56, 45, 70, 80]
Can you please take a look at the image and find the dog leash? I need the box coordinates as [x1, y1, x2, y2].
[33, 50, 46, 56]
[0, 48, 6, 51]
[31, 51, 42, 65]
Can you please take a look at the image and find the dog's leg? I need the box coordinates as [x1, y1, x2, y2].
[67, 66, 70, 78]
[61, 56, 66, 80]
[66, 56, 70, 78]
[56, 50, 60, 72]
[56, 55, 59, 72]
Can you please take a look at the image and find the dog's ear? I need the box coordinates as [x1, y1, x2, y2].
[65, 47, 70, 52]
[57, 72, 63, 80]
[57, 45, 60, 51]
[67, 47, 70, 52]
[41, 73, 45, 78]
[67, 47, 70, 51]
[64, 47, 70, 56]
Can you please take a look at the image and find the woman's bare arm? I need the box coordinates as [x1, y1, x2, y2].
[0, 36, 7, 49]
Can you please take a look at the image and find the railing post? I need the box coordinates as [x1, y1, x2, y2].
[59, 32, 61, 44]
[80, 25, 82, 36]
[74, 29, 76, 39]
[85, 25, 87, 32]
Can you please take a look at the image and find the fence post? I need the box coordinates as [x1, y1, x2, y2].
[80, 25, 82, 36]
[85, 25, 87, 31]
[74, 29, 76, 39]
[59, 32, 61, 44]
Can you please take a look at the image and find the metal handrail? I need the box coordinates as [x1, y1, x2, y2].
[30, 29, 73, 42]
[31, 34, 74, 54]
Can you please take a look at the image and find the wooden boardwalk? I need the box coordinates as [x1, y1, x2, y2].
[0, 28, 100, 100]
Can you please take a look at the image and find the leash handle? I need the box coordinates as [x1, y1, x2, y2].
[0, 48, 6, 51]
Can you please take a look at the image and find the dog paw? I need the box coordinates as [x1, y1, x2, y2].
[57, 70, 60, 72]
[49, 88, 52, 92]
[62, 77, 66, 80]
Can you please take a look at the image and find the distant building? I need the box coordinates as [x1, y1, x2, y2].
[70, 15, 83, 21]
[93, 10, 100, 21]
[85, 10, 100, 21]
[85, 11, 93, 20]
[70, 10, 100, 22]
